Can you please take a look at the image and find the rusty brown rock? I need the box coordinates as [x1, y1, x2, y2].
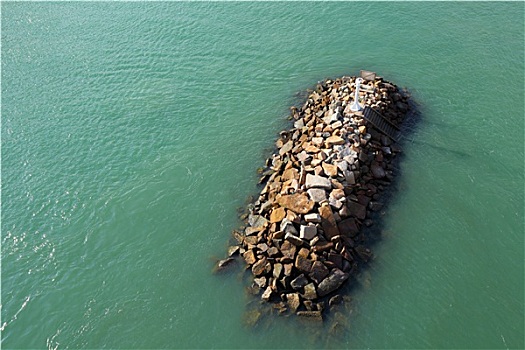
[269, 207, 286, 223]
[280, 241, 297, 262]
[322, 162, 338, 177]
[282, 168, 299, 181]
[277, 193, 314, 214]
[243, 250, 257, 265]
[325, 135, 345, 147]
[252, 257, 271, 276]
[309, 261, 329, 284]
[295, 254, 313, 273]
[319, 204, 340, 239]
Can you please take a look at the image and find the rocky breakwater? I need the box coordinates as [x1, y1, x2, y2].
[222, 73, 411, 321]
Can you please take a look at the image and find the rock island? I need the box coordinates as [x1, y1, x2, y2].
[220, 71, 411, 322]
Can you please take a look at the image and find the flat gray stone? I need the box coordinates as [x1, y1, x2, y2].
[304, 213, 321, 223]
[305, 174, 332, 190]
[307, 188, 327, 203]
[344, 170, 356, 185]
[299, 224, 317, 240]
[280, 218, 298, 235]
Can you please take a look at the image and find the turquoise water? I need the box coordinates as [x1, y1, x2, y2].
[2, 2, 523, 349]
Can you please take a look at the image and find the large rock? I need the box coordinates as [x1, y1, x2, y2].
[291, 274, 309, 290]
[371, 163, 386, 178]
[309, 261, 329, 284]
[348, 201, 367, 220]
[248, 214, 268, 228]
[304, 213, 321, 223]
[286, 293, 301, 313]
[307, 188, 327, 203]
[280, 241, 297, 262]
[297, 311, 323, 321]
[277, 193, 314, 214]
[282, 168, 299, 181]
[295, 254, 313, 273]
[285, 232, 304, 247]
[280, 218, 298, 235]
[273, 263, 283, 279]
[337, 218, 359, 237]
[317, 268, 349, 297]
[322, 162, 338, 177]
[261, 286, 273, 301]
[279, 140, 293, 156]
[243, 250, 257, 265]
[252, 258, 271, 276]
[325, 135, 345, 147]
[303, 283, 317, 300]
[319, 204, 340, 239]
[299, 224, 317, 240]
[344, 170, 356, 185]
[305, 174, 332, 190]
[269, 207, 286, 223]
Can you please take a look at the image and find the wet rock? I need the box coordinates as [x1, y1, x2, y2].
[337, 218, 359, 237]
[329, 294, 342, 307]
[317, 268, 349, 297]
[214, 258, 235, 272]
[297, 311, 323, 321]
[228, 245, 240, 257]
[243, 309, 262, 327]
[252, 257, 271, 276]
[371, 163, 386, 178]
[291, 274, 309, 290]
[286, 293, 301, 313]
[309, 261, 329, 284]
[303, 283, 318, 300]
[369, 201, 383, 211]
[347, 201, 367, 220]
[243, 250, 257, 265]
[261, 286, 273, 301]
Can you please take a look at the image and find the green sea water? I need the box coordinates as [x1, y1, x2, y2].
[1, 2, 523, 349]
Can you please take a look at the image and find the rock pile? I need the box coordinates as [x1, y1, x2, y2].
[224, 73, 411, 321]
